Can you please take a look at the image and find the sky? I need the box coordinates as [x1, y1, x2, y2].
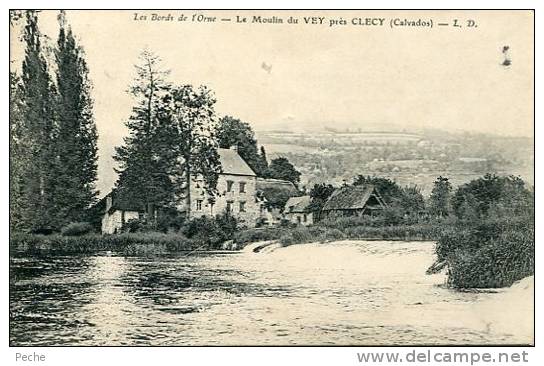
[10, 10, 534, 194]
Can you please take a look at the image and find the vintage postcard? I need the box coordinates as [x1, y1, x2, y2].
[9, 9, 534, 348]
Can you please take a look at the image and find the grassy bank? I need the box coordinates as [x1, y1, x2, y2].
[11, 217, 533, 290]
[11, 219, 446, 256]
[9, 232, 202, 256]
[234, 219, 447, 247]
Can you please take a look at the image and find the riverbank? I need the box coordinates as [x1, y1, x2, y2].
[10, 222, 445, 257]
[10, 217, 534, 291]
[9, 232, 202, 256]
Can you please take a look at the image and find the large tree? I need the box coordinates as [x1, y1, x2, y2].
[163, 85, 221, 217]
[114, 50, 176, 217]
[308, 183, 335, 220]
[216, 116, 268, 176]
[54, 11, 99, 225]
[400, 186, 425, 215]
[451, 174, 532, 220]
[428, 176, 452, 217]
[352, 175, 403, 206]
[9, 71, 24, 230]
[268, 157, 301, 187]
[14, 11, 59, 232]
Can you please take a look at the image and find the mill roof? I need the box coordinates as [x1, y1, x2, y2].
[95, 189, 144, 214]
[218, 148, 256, 176]
[256, 177, 298, 195]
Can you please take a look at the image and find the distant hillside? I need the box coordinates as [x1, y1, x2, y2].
[256, 129, 534, 196]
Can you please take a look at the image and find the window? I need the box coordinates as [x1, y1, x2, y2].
[239, 201, 246, 212]
[239, 182, 246, 193]
[303, 213, 307, 222]
[196, 200, 203, 211]
[227, 180, 234, 192]
[297, 216, 302, 224]
[226, 201, 233, 213]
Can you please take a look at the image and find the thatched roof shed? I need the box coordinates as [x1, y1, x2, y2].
[322, 185, 386, 216]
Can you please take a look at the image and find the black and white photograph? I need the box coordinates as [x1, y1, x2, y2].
[8, 7, 535, 353]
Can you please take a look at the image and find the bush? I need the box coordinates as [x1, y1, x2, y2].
[278, 226, 346, 246]
[234, 227, 286, 245]
[435, 218, 534, 288]
[156, 208, 186, 232]
[60, 222, 94, 236]
[279, 226, 312, 245]
[446, 226, 534, 288]
[122, 218, 147, 233]
[182, 213, 239, 248]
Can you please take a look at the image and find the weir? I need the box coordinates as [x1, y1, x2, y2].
[242, 240, 280, 253]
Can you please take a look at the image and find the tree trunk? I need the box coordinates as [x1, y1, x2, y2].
[185, 160, 191, 219]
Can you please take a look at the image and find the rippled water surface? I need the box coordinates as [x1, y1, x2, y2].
[10, 241, 533, 345]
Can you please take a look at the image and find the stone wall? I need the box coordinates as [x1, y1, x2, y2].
[101, 210, 140, 234]
[186, 174, 260, 228]
[285, 212, 313, 226]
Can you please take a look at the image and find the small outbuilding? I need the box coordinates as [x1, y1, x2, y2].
[284, 195, 314, 226]
[96, 191, 144, 234]
[256, 177, 299, 226]
[321, 185, 386, 219]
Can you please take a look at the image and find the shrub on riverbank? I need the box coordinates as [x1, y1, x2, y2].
[432, 175, 534, 288]
[436, 219, 534, 288]
[233, 227, 288, 245]
[279, 226, 346, 246]
[60, 222, 94, 236]
[318, 215, 448, 240]
[182, 213, 238, 248]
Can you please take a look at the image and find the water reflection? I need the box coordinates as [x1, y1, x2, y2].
[10, 256, 96, 345]
[9, 241, 533, 346]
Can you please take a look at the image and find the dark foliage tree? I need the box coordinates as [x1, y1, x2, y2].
[308, 183, 335, 218]
[451, 174, 533, 220]
[400, 186, 425, 215]
[216, 116, 268, 176]
[259, 186, 297, 211]
[163, 85, 221, 217]
[267, 157, 301, 187]
[352, 175, 403, 206]
[54, 11, 99, 225]
[14, 11, 58, 232]
[9, 71, 24, 230]
[259, 146, 269, 176]
[428, 176, 452, 217]
[114, 50, 176, 218]
[9, 10, 25, 26]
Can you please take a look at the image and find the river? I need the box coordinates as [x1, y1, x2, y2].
[9, 240, 533, 346]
